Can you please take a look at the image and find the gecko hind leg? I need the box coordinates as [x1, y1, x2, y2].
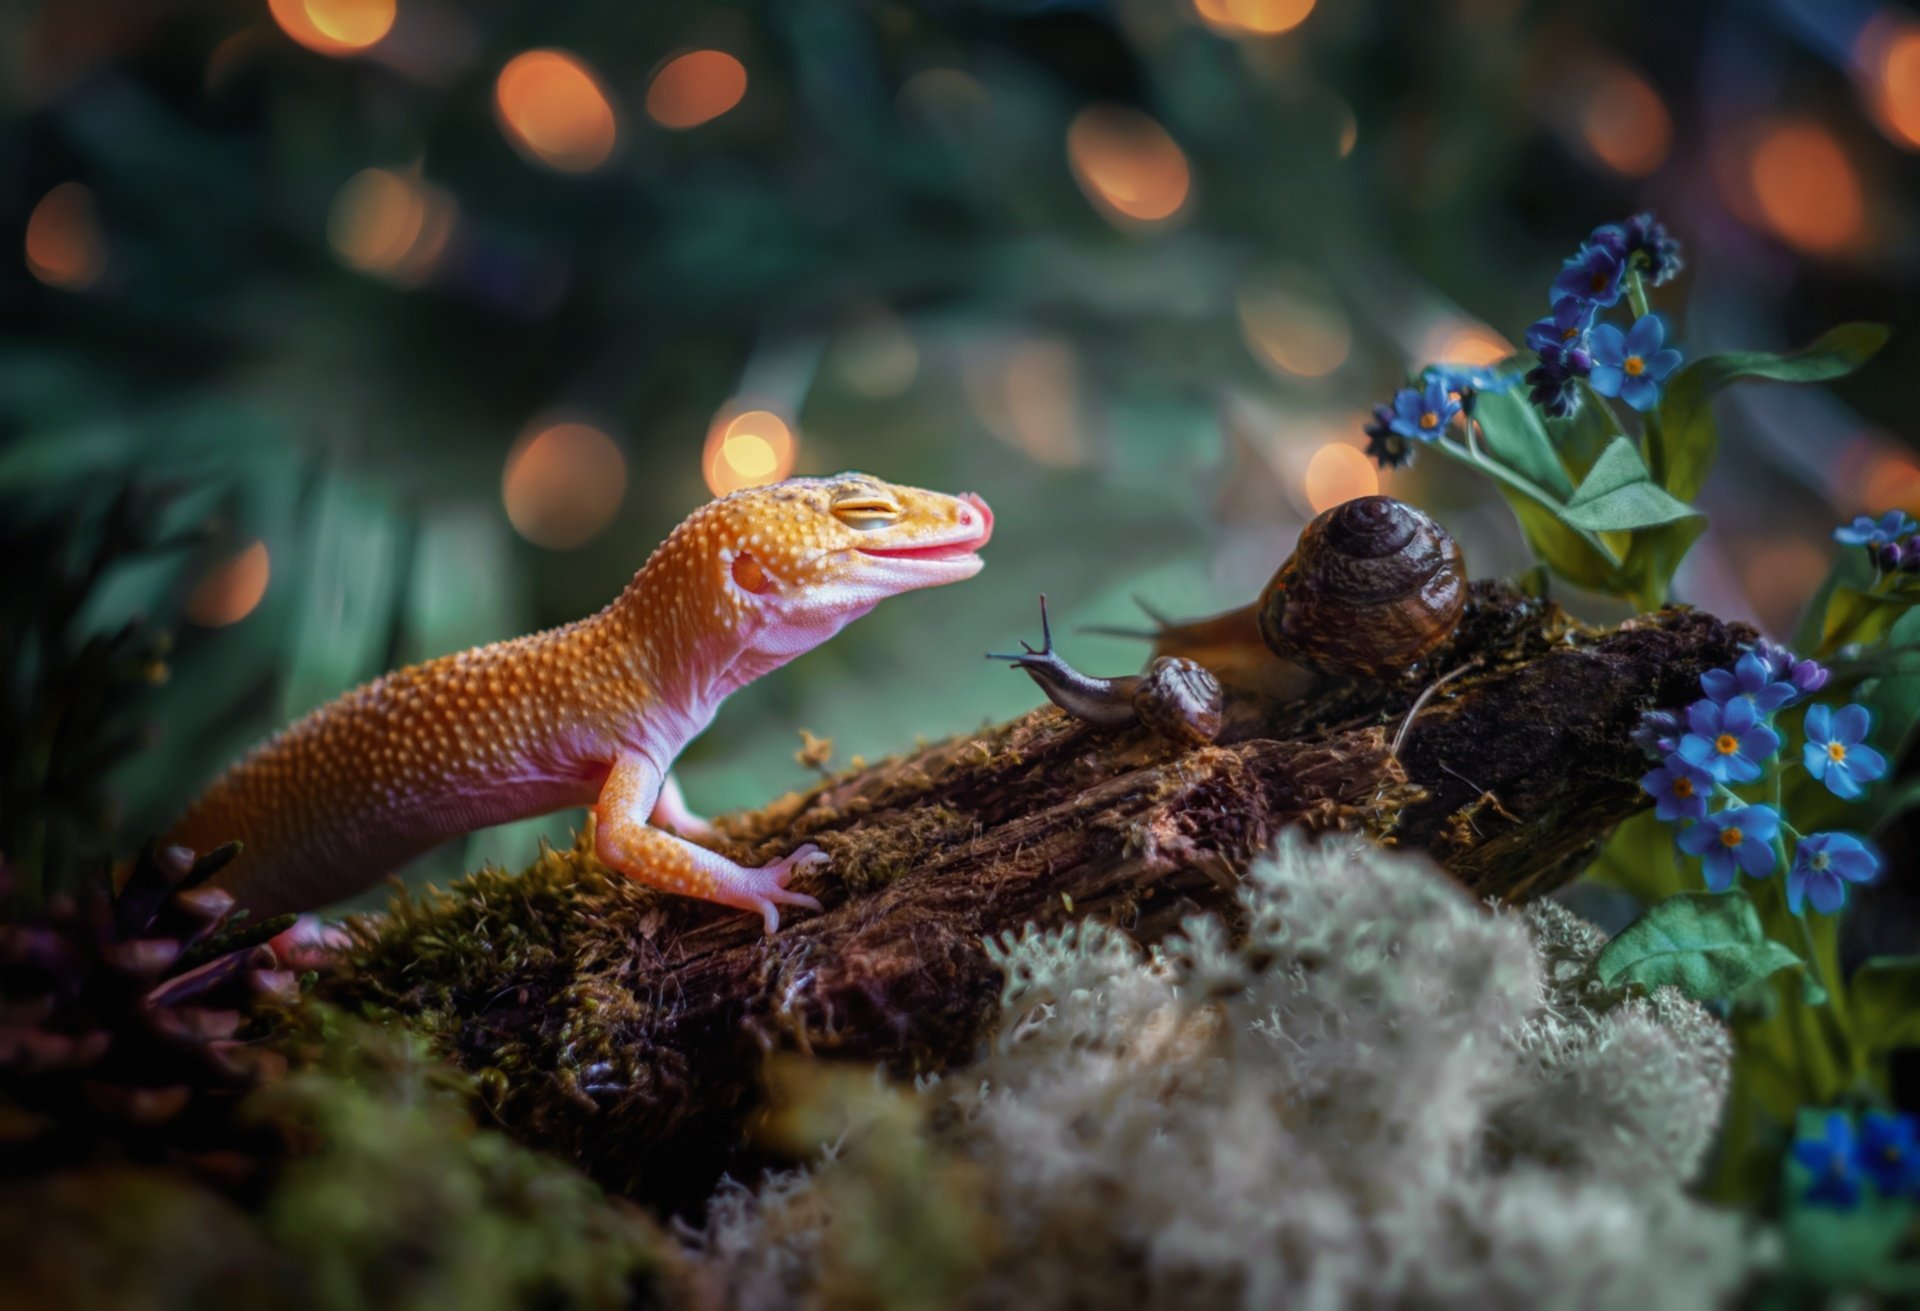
[650, 773, 717, 841]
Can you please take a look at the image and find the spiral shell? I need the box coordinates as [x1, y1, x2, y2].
[1256, 496, 1466, 679]
[1132, 656, 1224, 746]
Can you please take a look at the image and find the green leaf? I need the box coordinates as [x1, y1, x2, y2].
[1620, 515, 1709, 611]
[1851, 955, 1920, 1053]
[1596, 892, 1808, 1002]
[1584, 811, 1687, 903]
[1498, 488, 1625, 593]
[1560, 437, 1703, 533]
[1821, 585, 1920, 653]
[1797, 549, 1876, 657]
[1851, 606, 1920, 764]
[1656, 322, 1889, 501]
[1472, 388, 1575, 500]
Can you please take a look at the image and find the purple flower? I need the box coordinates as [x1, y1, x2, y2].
[1803, 703, 1888, 800]
[1700, 651, 1796, 713]
[1833, 510, 1917, 548]
[1389, 378, 1460, 442]
[1677, 804, 1780, 891]
[1751, 640, 1829, 701]
[1676, 697, 1781, 784]
[1589, 314, 1683, 412]
[1787, 832, 1879, 914]
[1592, 213, 1684, 287]
[1631, 707, 1685, 759]
[1903, 539, 1920, 574]
[1525, 297, 1598, 355]
[1794, 1112, 1865, 1209]
[1860, 1112, 1920, 1199]
[1552, 241, 1627, 307]
[1641, 758, 1712, 822]
[1363, 403, 1415, 470]
[1524, 342, 1591, 419]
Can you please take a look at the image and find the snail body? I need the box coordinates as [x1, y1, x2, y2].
[990, 600, 1225, 745]
[991, 497, 1467, 744]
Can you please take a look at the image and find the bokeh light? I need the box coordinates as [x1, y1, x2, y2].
[24, 183, 105, 291]
[1578, 65, 1671, 177]
[1420, 320, 1514, 369]
[1335, 104, 1358, 158]
[502, 421, 629, 549]
[1193, 0, 1316, 36]
[1748, 123, 1865, 254]
[1858, 12, 1920, 150]
[186, 541, 271, 627]
[327, 168, 457, 284]
[267, 0, 395, 55]
[1238, 269, 1351, 379]
[964, 341, 1088, 468]
[832, 308, 920, 399]
[703, 408, 798, 498]
[1302, 443, 1379, 513]
[495, 50, 618, 173]
[1739, 536, 1829, 635]
[1862, 451, 1920, 514]
[897, 68, 993, 139]
[1067, 105, 1192, 229]
[645, 51, 748, 129]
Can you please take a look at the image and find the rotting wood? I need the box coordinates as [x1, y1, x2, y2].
[332, 584, 1750, 1205]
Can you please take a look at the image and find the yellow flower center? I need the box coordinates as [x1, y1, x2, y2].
[1590, 270, 1610, 293]
[1719, 826, 1744, 848]
[1562, 325, 1579, 340]
[1715, 733, 1739, 756]
[1624, 356, 1646, 376]
[1419, 411, 1440, 430]
[1673, 777, 1694, 799]
[1828, 741, 1848, 763]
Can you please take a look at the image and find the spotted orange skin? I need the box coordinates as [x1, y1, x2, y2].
[169, 474, 992, 925]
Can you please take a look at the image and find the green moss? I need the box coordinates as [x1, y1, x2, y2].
[0, 1010, 667, 1311]
[253, 1010, 664, 1311]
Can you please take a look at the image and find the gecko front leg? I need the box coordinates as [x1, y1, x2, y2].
[649, 773, 717, 841]
[596, 755, 825, 933]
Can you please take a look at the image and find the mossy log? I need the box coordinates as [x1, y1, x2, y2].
[335, 584, 1748, 1207]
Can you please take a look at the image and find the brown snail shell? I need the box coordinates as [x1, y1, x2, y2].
[1131, 657, 1224, 746]
[1255, 495, 1466, 680]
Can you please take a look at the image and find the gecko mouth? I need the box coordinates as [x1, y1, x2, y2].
[856, 493, 994, 562]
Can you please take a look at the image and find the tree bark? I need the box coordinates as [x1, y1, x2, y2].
[334, 585, 1749, 1206]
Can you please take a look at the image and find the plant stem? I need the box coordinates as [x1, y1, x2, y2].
[1625, 268, 1672, 488]
[1578, 380, 1626, 438]
[1626, 266, 1653, 321]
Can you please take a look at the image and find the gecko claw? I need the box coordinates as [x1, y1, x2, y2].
[726, 843, 829, 934]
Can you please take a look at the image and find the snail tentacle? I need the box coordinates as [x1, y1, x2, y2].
[988, 596, 1141, 728]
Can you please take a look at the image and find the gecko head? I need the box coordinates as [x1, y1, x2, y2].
[678, 473, 993, 650]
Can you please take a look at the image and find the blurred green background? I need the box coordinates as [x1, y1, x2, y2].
[5, 0, 1919, 902]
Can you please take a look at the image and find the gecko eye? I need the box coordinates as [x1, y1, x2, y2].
[831, 499, 902, 530]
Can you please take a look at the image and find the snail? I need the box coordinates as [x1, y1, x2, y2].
[989, 596, 1225, 746]
[991, 496, 1466, 743]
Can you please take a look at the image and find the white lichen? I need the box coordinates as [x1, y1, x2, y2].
[687, 833, 1756, 1309]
